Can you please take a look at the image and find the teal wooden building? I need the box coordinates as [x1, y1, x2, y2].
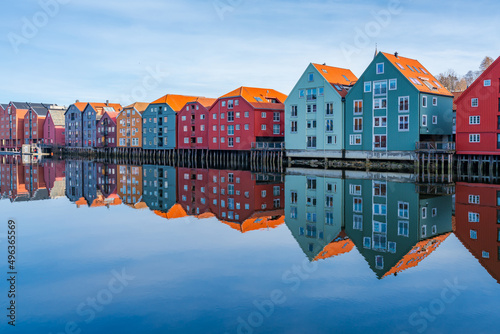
[285, 63, 358, 159]
[142, 95, 202, 150]
[344, 52, 454, 160]
[142, 165, 177, 212]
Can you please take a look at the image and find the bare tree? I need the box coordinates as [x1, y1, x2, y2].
[463, 70, 478, 86]
[436, 69, 460, 91]
[479, 56, 494, 73]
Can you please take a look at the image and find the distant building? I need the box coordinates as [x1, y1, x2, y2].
[81, 102, 121, 148]
[23, 104, 55, 145]
[208, 87, 287, 151]
[65, 160, 83, 202]
[2, 102, 47, 149]
[65, 102, 87, 147]
[345, 52, 453, 160]
[177, 98, 216, 150]
[143, 95, 203, 150]
[285, 63, 358, 158]
[117, 102, 149, 148]
[0, 104, 8, 148]
[117, 165, 143, 205]
[455, 56, 500, 155]
[43, 106, 67, 146]
[142, 165, 177, 212]
[96, 109, 119, 148]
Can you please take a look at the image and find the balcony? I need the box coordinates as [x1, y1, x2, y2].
[306, 94, 317, 101]
[415, 141, 455, 153]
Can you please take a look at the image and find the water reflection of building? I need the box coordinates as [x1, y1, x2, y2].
[65, 160, 83, 202]
[117, 165, 143, 206]
[455, 182, 500, 283]
[285, 170, 453, 276]
[43, 160, 66, 198]
[96, 163, 117, 198]
[142, 165, 177, 212]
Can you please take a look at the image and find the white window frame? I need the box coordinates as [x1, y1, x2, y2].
[471, 98, 479, 107]
[364, 82, 371, 93]
[376, 63, 384, 74]
[469, 134, 480, 143]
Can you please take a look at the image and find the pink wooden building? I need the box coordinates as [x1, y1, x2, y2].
[43, 106, 66, 146]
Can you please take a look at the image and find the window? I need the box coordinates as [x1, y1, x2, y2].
[363, 237, 371, 249]
[373, 182, 386, 196]
[326, 183, 336, 193]
[354, 100, 363, 114]
[399, 96, 409, 112]
[388, 79, 397, 90]
[326, 102, 334, 115]
[374, 135, 386, 149]
[422, 207, 427, 219]
[374, 98, 387, 109]
[353, 118, 363, 132]
[291, 105, 298, 117]
[422, 115, 427, 126]
[273, 124, 280, 134]
[471, 98, 479, 107]
[349, 184, 362, 195]
[290, 191, 298, 204]
[421, 225, 427, 237]
[244, 124, 249, 130]
[482, 251, 490, 259]
[469, 134, 480, 143]
[291, 121, 298, 133]
[319, 87, 324, 96]
[221, 101, 226, 107]
[325, 212, 334, 225]
[261, 124, 266, 131]
[468, 212, 480, 222]
[364, 82, 371, 93]
[307, 104, 317, 113]
[308, 73, 314, 82]
[353, 215, 363, 230]
[353, 198, 362, 212]
[299, 90, 305, 98]
[374, 116, 387, 127]
[468, 195, 480, 204]
[350, 134, 362, 145]
[398, 221, 409, 237]
[375, 256, 384, 269]
[376, 63, 384, 74]
[470, 230, 477, 240]
[307, 136, 316, 148]
[373, 204, 387, 215]
[228, 125, 234, 135]
[261, 112, 266, 118]
[306, 88, 317, 101]
[325, 120, 334, 132]
[432, 115, 438, 124]
[327, 135, 335, 144]
[307, 120, 316, 129]
[399, 115, 409, 131]
[433, 97, 438, 106]
[228, 111, 234, 121]
[373, 81, 387, 95]
[398, 202, 409, 218]
[422, 96, 428, 107]
[469, 116, 480, 125]
[244, 112, 249, 118]
[228, 100, 233, 109]
[484, 79, 491, 87]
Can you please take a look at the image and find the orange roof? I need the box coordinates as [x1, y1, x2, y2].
[220, 86, 287, 104]
[381, 52, 453, 97]
[313, 232, 354, 261]
[73, 102, 88, 111]
[193, 97, 217, 108]
[150, 94, 203, 112]
[312, 63, 358, 87]
[382, 233, 451, 278]
[124, 102, 149, 113]
[88, 102, 122, 113]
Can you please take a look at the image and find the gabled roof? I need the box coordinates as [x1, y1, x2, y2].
[192, 97, 217, 108]
[73, 102, 88, 111]
[102, 110, 120, 122]
[452, 91, 464, 111]
[312, 63, 358, 97]
[220, 86, 287, 104]
[29, 105, 51, 117]
[86, 102, 122, 114]
[150, 94, 202, 112]
[455, 55, 500, 104]
[381, 52, 453, 97]
[48, 108, 66, 126]
[0, 104, 7, 110]
[124, 102, 149, 113]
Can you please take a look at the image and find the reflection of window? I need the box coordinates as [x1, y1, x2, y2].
[468, 212, 479, 222]
[373, 182, 386, 196]
[373, 204, 387, 215]
[325, 212, 334, 225]
[325, 195, 333, 207]
[353, 198, 362, 212]
[290, 207, 297, 219]
[470, 230, 477, 239]
[307, 177, 316, 190]
[388, 242, 396, 253]
[363, 237, 371, 249]
[349, 184, 362, 195]
[398, 202, 409, 218]
[290, 191, 298, 204]
[353, 215, 363, 230]
[398, 221, 409, 237]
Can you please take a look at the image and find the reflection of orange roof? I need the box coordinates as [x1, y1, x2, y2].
[381, 52, 452, 96]
[382, 233, 451, 278]
[220, 86, 287, 104]
[75, 197, 88, 208]
[196, 212, 216, 219]
[150, 94, 202, 112]
[313, 232, 354, 261]
[222, 215, 285, 233]
[153, 204, 188, 220]
[125, 201, 149, 210]
[90, 194, 122, 208]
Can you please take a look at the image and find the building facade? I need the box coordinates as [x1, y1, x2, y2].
[345, 52, 453, 160]
[117, 165, 143, 205]
[96, 110, 119, 148]
[142, 165, 177, 212]
[65, 102, 87, 147]
[455, 56, 500, 155]
[43, 107, 66, 146]
[2, 102, 31, 149]
[81, 102, 121, 148]
[177, 98, 216, 150]
[142, 95, 202, 150]
[208, 87, 287, 151]
[117, 102, 149, 148]
[285, 63, 357, 158]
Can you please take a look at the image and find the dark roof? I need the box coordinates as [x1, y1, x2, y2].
[0, 104, 7, 110]
[30, 105, 49, 117]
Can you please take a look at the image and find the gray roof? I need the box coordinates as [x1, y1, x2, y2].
[48, 108, 66, 126]
[30, 105, 49, 117]
[0, 104, 7, 110]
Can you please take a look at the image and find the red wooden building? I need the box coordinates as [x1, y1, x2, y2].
[455, 182, 500, 283]
[0, 104, 7, 148]
[177, 98, 216, 150]
[43, 107, 66, 146]
[456, 56, 500, 154]
[96, 110, 119, 148]
[177, 167, 211, 216]
[208, 87, 287, 151]
[1, 102, 30, 150]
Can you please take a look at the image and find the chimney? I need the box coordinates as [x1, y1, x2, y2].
[106, 100, 109, 106]
[75, 99, 79, 103]
[395, 52, 399, 58]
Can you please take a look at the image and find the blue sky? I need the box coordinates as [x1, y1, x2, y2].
[1, 0, 499, 107]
